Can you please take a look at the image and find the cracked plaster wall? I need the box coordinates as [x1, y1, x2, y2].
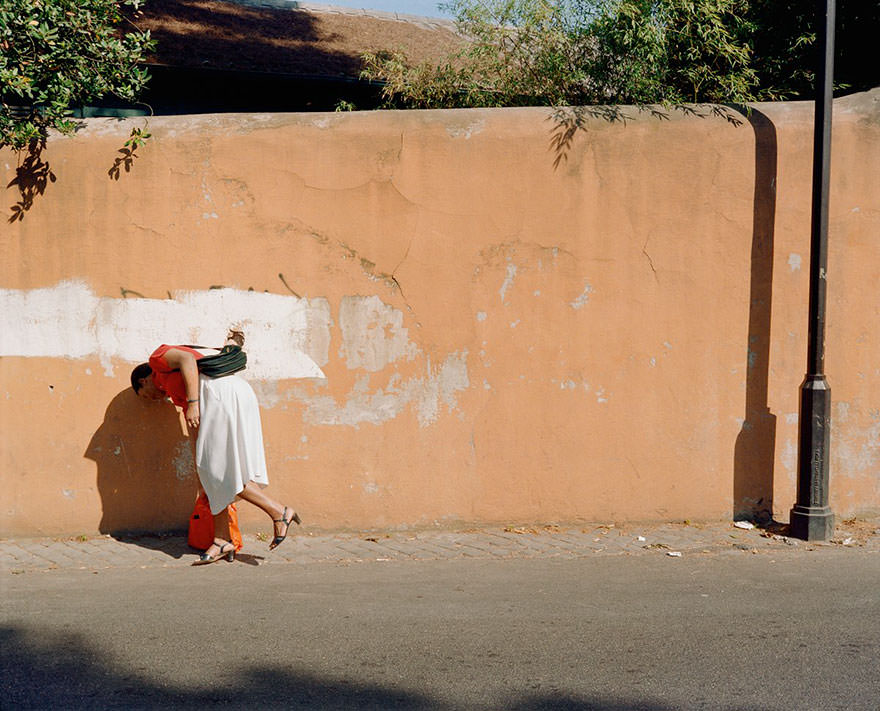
[1, 92, 878, 536]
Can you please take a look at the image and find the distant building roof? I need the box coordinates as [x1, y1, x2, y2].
[139, 0, 462, 80]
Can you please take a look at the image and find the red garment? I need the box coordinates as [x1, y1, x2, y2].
[149, 344, 204, 410]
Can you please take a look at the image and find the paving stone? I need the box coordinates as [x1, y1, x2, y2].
[425, 536, 475, 552]
[376, 540, 424, 557]
[332, 540, 386, 559]
[409, 542, 470, 559]
[3, 520, 878, 574]
[13, 542, 74, 567]
[0, 542, 39, 563]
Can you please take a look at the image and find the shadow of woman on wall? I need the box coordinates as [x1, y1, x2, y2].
[84, 388, 198, 557]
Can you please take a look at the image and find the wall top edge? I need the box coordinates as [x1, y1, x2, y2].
[6, 89, 877, 146]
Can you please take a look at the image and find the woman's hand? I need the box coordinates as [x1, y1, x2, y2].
[186, 401, 200, 429]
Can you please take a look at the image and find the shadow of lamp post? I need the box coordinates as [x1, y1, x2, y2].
[790, 0, 837, 541]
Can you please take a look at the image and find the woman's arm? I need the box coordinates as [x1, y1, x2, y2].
[163, 347, 201, 428]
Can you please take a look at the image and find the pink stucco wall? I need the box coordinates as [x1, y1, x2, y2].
[1, 91, 878, 537]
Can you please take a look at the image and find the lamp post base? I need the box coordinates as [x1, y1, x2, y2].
[790, 504, 834, 541]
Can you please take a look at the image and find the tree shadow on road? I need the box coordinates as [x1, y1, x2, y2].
[1, 624, 686, 710]
[0, 624, 440, 710]
[508, 697, 679, 710]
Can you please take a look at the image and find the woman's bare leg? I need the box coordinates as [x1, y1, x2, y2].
[202, 508, 231, 558]
[236, 481, 299, 543]
[213, 507, 229, 535]
[236, 480, 284, 520]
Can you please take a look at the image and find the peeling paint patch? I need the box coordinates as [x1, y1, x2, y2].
[419, 352, 470, 425]
[746, 336, 758, 370]
[200, 175, 213, 205]
[569, 282, 593, 310]
[785, 413, 798, 425]
[0, 281, 325, 381]
[499, 263, 517, 304]
[788, 253, 802, 272]
[445, 118, 485, 139]
[781, 439, 797, 480]
[834, 419, 880, 474]
[301, 352, 469, 428]
[62, 489, 75, 500]
[476, 311, 487, 322]
[304, 298, 333, 367]
[339, 295, 418, 372]
[173, 441, 196, 482]
[250, 380, 282, 409]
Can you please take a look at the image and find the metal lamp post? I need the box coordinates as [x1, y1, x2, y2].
[790, 0, 836, 541]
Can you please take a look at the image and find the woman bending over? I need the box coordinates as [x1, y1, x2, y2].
[131, 331, 300, 565]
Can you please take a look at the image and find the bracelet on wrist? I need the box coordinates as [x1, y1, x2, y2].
[187, 398, 199, 403]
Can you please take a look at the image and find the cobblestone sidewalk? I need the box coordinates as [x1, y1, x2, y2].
[3, 518, 877, 574]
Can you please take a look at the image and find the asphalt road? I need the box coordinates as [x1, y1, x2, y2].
[3, 549, 879, 710]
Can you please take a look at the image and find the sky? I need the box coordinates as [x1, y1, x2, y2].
[311, 1, 455, 19]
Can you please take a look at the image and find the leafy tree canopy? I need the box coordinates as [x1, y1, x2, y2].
[363, 0, 758, 108]
[0, 0, 154, 150]
[747, 0, 880, 100]
[362, 0, 879, 109]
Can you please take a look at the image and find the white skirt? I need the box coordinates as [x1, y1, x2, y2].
[195, 374, 269, 514]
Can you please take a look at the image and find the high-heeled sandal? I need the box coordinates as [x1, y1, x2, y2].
[192, 539, 235, 565]
[269, 506, 301, 550]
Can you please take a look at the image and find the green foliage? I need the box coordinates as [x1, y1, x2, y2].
[833, 0, 880, 96]
[662, 0, 756, 103]
[744, 0, 813, 99]
[106, 125, 151, 180]
[747, 0, 880, 99]
[125, 125, 150, 149]
[587, 0, 757, 104]
[362, 0, 594, 108]
[0, 0, 154, 149]
[362, 0, 758, 108]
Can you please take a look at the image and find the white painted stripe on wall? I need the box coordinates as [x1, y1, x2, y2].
[0, 281, 326, 381]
